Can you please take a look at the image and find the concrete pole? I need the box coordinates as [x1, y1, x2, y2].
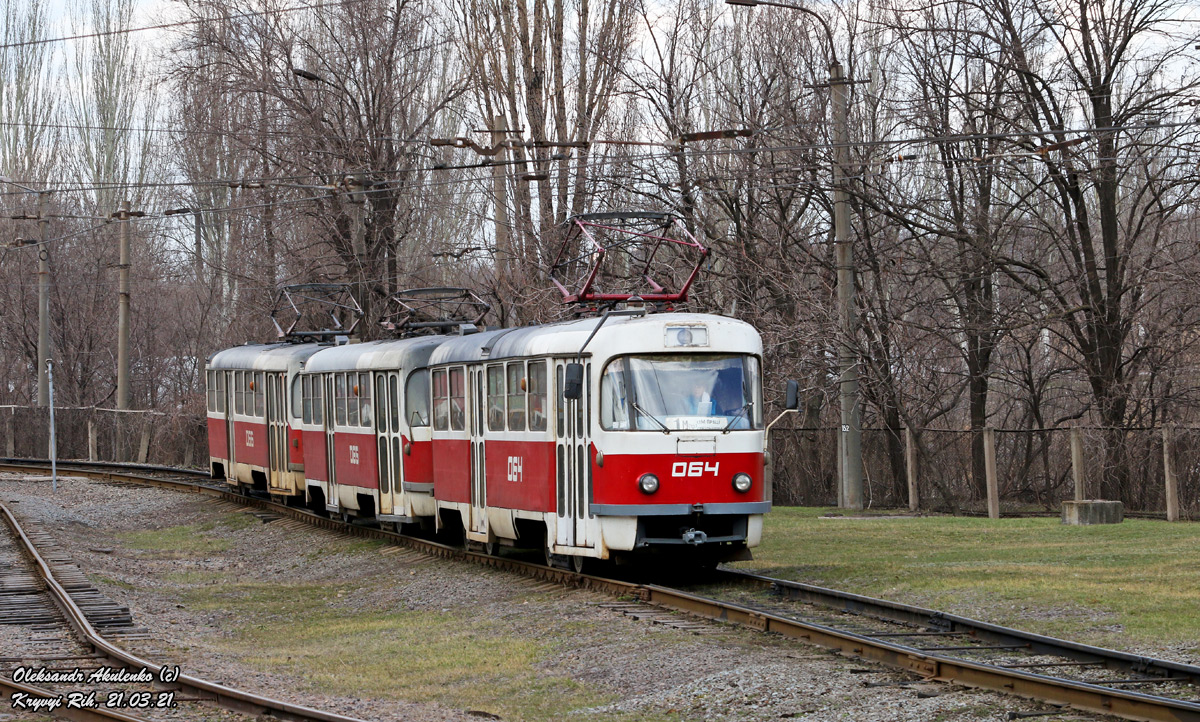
[832, 60, 862, 510]
[1070, 427, 1085, 501]
[984, 427, 999, 519]
[491, 115, 511, 306]
[88, 419, 98, 461]
[193, 209, 204, 282]
[904, 427, 918, 512]
[116, 200, 132, 410]
[1163, 425, 1179, 522]
[36, 192, 50, 407]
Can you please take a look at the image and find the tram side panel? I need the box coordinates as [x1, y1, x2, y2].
[204, 369, 229, 478]
[484, 439, 555, 512]
[327, 371, 380, 514]
[430, 366, 471, 508]
[230, 371, 269, 488]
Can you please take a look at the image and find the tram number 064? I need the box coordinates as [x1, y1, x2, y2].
[507, 456, 523, 483]
[672, 461, 719, 477]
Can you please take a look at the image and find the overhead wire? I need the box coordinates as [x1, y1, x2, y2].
[0, 0, 375, 51]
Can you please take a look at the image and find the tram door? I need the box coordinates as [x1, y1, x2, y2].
[266, 372, 287, 491]
[375, 371, 402, 516]
[469, 367, 488, 538]
[324, 374, 339, 511]
[224, 371, 235, 479]
[555, 361, 592, 549]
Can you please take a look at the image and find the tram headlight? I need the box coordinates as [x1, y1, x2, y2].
[638, 473, 660, 495]
[732, 473, 752, 493]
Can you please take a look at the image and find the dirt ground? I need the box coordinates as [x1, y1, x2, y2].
[0, 473, 1100, 722]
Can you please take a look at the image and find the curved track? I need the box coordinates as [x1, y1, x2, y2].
[4, 458, 1200, 722]
[0, 488, 369, 722]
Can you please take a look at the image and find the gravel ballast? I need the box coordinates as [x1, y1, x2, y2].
[0, 473, 1104, 722]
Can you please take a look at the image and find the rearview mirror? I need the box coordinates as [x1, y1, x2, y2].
[785, 379, 800, 411]
[564, 363, 584, 400]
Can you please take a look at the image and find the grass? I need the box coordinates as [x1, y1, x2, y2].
[170, 560, 657, 721]
[734, 507, 1200, 651]
[118, 513, 257, 558]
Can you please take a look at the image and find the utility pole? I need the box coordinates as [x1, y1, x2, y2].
[490, 115, 511, 302]
[37, 192, 50, 408]
[343, 174, 368, 327]
[116, 200, 132, 410]
[193, 209, 204, 282]
[725, 0, 864, 509]
[831, 60, 862, 510]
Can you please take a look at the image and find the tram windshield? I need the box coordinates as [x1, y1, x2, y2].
[600, 354, 762, 431]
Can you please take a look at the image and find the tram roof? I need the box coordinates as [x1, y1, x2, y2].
[429, 313, 760, 365]
[207, 342, 324, 372]
[303, 335, 446, 373]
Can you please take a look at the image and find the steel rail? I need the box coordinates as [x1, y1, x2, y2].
[717, 568, 1200, 686]
[5, 458, 1200, 721]
[0, 500, 369, 722]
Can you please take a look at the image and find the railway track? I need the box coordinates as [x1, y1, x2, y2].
[0, 487, 370, 722]
[4, 457, 1200, 722]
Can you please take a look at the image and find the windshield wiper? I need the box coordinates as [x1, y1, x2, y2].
[722, 402, 754, 433]
[632, 401, 671, 434]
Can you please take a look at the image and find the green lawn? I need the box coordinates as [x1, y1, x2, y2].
[733, 508, 1200, 654]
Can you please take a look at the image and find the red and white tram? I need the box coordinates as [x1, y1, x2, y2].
[205, 343, 322, 499]
[422, 310, 768, 566]
[205, 310, 771, 566]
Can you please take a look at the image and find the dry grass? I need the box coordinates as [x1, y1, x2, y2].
[734, 507, 1200, 652]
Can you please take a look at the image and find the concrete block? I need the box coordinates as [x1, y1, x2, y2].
[1061, 500, 1124, 525]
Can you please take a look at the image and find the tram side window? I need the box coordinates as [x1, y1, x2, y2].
[291, 376, 303, 421]
[343, 374, 355, 424]
[507, 362, 526, 431]
[234, 372, 245, 415]
[487, 365, 505, 431]
[205, 371, 214, 412]
[449, 367, 466, 431]
[432, 369, 449, 431]
[359, 372, 373, 428]
[216, 372, 225, 413]
[389, 375, 399, 431]
[406, 369, 430, 427]
[528, 361, 547, 431]
[375, 374, 387, 433]
[254, 372, 265, 418]
[335, 374, 348, 426]
[556, 365, 564, 438]
[311, 377, 323, 426]
[301, 377, 312, 424]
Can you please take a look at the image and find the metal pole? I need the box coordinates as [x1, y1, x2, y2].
[47, 359, 57, 493]
[831, 60, 862, 510]
[117, 200, 131, 410]
[36, 193, 50, 407]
